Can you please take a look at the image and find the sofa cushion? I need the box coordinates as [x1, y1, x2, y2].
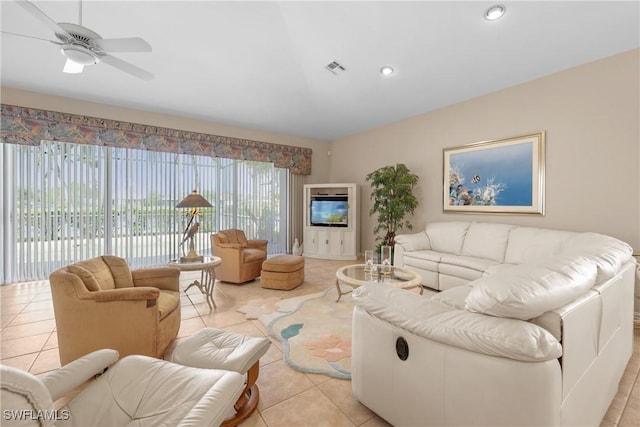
[482, 263, 517, 277]
[431, 285, 472, 310]
[504, 227, 575, 264]
[102, 256, 134, 288]
[395, 231, 431, 252]
[465, 256, 597, 320]
[404, 250, 443, 264]
[561, 232, 633, 282]
[69, 257, 116, 291]
[353, 284, 562, 362]
[223, 230, 248, 246]
[438, 264, 484, 282]
[67, 265, 101, 292]
[439, 254, 500, 273]
[243, 248, 266, 263]
[425, 222, 470, 255]
[461, 222, 515, 262]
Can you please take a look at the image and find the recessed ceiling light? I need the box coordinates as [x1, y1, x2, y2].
[485, 4, 506, 21]
[380, 66, 394, 76]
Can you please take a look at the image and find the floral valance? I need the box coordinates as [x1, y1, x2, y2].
[0, 104, 312, 175]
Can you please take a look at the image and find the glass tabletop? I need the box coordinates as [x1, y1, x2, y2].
[337, 264, 420, 287]
[167, 256, 221, 270]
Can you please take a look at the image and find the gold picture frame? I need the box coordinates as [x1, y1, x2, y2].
[444, 132, 545, 215]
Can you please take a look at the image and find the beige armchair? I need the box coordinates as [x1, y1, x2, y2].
[211, 229, 268, 284]
[1, 349, 244, 427]
[49, 255, 181, 365]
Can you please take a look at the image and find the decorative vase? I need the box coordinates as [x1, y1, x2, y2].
[380, 245, 392, 275]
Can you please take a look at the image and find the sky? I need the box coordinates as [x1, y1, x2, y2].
[450, 142, 533, 206]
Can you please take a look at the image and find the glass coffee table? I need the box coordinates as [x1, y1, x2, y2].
[335, 264, 423, 302]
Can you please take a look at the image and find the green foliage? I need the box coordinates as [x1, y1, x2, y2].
[365, 163, 419, 248]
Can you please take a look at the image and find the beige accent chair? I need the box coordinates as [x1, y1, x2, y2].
[0, 349, 245, 427]
[211, 229, 268, 284]
[49, 256, 181, 365]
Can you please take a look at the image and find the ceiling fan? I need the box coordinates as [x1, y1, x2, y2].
[3, 0, 154, 80]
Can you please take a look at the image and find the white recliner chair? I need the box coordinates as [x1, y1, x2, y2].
[0, 349, 245, 427]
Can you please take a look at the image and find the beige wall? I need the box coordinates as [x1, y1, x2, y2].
[3, 50, 639, 252]
[0, 87, 332, 184]
[330, 49, 640, 252]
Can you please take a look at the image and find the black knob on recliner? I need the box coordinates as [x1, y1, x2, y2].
[396, 336, 409, 361]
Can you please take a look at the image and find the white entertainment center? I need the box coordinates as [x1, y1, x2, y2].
[303, 183, 359, 260]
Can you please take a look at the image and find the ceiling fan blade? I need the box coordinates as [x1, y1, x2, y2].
[99, 54, 154, 81]
[15, 0, 73, 41]
[93, 37, 152, 53]
[0, 30, 61, 44]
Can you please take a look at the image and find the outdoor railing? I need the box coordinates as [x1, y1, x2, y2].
[12, 210, 286, 281]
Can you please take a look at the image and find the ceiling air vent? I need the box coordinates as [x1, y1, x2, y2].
[325, 60, 347, 75]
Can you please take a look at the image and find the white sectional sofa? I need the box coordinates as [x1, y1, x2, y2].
[352, 221, 635, 426]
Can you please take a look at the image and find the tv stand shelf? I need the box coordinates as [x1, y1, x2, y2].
[303, 183, 359, 260]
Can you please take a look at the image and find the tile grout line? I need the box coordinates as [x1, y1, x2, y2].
[618, 366, 640, 426]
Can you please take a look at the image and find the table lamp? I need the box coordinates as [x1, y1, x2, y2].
[176, 190, 213, 262]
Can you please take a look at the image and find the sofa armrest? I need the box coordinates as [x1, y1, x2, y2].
[216, 243, 245, 250]
[41, 349, 119, 400]
[87, 287, 160, 302]
[1, 365, 54, 418]
[132, 267, 180, 292]
[213, 245, 244, 265]
[352, 284, 561, 362]
[395, 231, 431, 252]
[176, 370, 245, 427]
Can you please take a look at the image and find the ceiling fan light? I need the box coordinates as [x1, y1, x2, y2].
[63, 59, 84, 74]
[485, 5, 506, 20]
[380, 66, 394, 76]
[60, 45, 98, 66]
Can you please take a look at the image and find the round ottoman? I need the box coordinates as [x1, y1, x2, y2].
[260, 255, 305, 290]
[171, 328, 271, 426]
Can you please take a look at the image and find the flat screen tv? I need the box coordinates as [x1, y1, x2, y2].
[310, 197, 348, 227]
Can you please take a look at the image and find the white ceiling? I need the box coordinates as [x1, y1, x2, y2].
[1, 1, 639, 141]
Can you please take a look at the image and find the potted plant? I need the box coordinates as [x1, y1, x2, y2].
[366, 163, 419, 254]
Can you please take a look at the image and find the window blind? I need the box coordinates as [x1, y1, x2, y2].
[2, 140, 289, 283]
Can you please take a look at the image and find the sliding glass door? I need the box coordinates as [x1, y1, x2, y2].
[1, 141, 289, 283]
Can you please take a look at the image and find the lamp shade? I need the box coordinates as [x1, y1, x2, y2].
[176, 190, 213, 208]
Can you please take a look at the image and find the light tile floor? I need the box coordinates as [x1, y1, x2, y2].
[1, 257, 639, 426]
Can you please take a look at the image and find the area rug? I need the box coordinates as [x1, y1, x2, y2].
[246, 286, 354, 379]
[236, 296, 282, 320]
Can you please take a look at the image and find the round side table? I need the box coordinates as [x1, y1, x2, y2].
[168, 256, 222, 312]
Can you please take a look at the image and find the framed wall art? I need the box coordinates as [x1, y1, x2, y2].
[444, 132, 545, 214]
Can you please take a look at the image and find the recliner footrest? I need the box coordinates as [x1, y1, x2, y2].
[171, 328, 270, 373]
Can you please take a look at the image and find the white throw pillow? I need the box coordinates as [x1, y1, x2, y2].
[465, 256, 597, 320]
